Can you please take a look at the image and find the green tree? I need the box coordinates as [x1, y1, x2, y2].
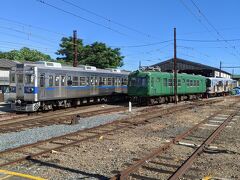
[0, 47, 52, 61]
[56, 37, 124, 68]
[80, 42, 124, 68]
[56, 36, 83, 62]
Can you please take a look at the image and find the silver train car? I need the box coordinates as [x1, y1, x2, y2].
[206, 77, 237, 96]
[13, 61, 129, 112]
[4, 67, 16, 104]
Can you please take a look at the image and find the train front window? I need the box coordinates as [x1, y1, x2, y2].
[25, 74, 34, 84]
[17, 74, 23, 83]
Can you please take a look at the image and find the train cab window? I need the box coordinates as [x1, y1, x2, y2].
[168, 79, 173, 86]
[80, 77, 86, 86]
[107, 78, 112, 85]
[49, 75, 53, 87]
[177, 79, 181, 86]
[61, 76, 66, 86]
[25, 74, 34, 84]
[55, 76, 60, 86]
[67, 76, 72, 86]
[40, 75, 45, 87]
[72, 76, 79, 86]
[17, 74, 23, 83]
[163, 78, 167, 86]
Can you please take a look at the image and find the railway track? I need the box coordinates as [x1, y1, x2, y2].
[110, 102, 240, 180]
[0, 105, 128, 133]
[0, 98, 225, 168]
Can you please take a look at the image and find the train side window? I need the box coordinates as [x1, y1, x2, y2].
[40, 75, 45, 87]
[55, 76, 60, 86]
[117, 77, 122, 86]
[197, 80, 200, 86]
[112, 78, 117, 86]
[72, 76, 79, 86]
[90, 77, 96, 86]
[99, 77, 106, 85]
[194, 80, 197, 86]
[10, 73, 15, 83]
[107, 78, 112, 85]
[25, 74, 34, 84]
[122, 78, 128, 85]
[80, 77, 86, 86]
[163, 78, 167, 86]
[61, 76, 66, 86]
[177, 79, 181, 86]
[86, 77, 90, 85]
[186, 79, 190, 86]
[190, 80, 193, 87]
[151, 77, 154, 87]
[49, 75, 53, 87]
[168, 79, 173, 86]
[67, 76, 72, 86]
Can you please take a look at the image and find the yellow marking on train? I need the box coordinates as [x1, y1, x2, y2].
[0, 169, 46, 180]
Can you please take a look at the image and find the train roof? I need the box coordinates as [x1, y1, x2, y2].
[130, 70, 206, 78]
[19, 61, 130, 75]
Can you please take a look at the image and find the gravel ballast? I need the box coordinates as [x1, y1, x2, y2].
[0, 112, 127, 151]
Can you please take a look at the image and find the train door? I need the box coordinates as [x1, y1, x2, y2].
[90, 76, 97, 95]
[39, 74, 45, 99]
[16, 73, 24, 99]
[60, 75, 66, 98]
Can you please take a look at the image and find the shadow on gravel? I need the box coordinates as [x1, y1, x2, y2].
[27, 158, 109, 180]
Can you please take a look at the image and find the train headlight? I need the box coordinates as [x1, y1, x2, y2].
[17, 99, 21, 104]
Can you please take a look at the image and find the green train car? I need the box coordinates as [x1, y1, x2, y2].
[128, 70, 206, 104]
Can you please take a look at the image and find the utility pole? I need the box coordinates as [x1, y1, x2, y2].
[219, 61, 222, 77]
[73, 30, 78, 67]
[174, 28, 177, 104]
[139, 60, 141, 70]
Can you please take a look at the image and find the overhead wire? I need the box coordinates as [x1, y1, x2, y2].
[189, 0, 240, 58]
[60, 0, 157, 39]
[37, 0, 131, 38]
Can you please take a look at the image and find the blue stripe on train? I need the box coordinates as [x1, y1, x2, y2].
[24, 85, 127, 94]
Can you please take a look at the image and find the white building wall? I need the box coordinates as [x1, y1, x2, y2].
[0, 70, 9, 85]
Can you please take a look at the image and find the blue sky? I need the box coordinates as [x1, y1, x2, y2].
[0, 0, 240, 74]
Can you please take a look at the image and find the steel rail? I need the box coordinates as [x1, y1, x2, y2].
[0, 106, 127, 133]
[111, 101, 238, 180]
[0, 101, 211, 168]
[168, 110, 239, 179]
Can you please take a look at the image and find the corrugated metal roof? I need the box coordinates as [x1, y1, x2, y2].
[152, 58, 231, 75]
[0, 59, 19, 69]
